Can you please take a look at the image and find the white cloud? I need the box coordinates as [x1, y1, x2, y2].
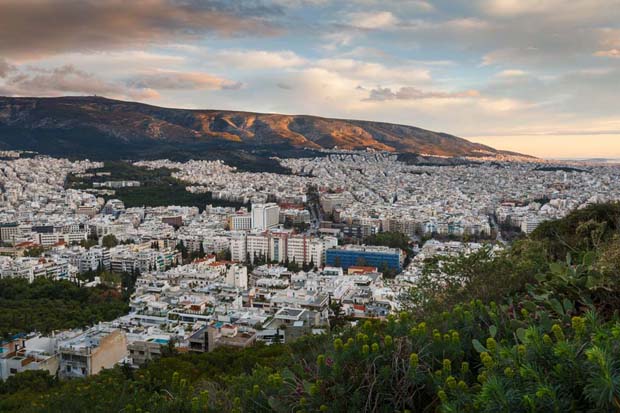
[346, 11, 399, 29]
[479, 0, 620, 20]
[0, 64, 159, 100]
[496, 69, 528, 78]
[365, 86, 479, 101]
[127, 70, 241, 90]
[315, 58, 432, 83]
[594, 49, 620, 58]
[216, 50, 307, 69]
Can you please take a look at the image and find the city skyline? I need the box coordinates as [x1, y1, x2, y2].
[1, 0, 619, 158]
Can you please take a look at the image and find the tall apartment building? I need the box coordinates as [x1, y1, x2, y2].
[286, 235, 324, 266]
[230, 213, 252, 231]
[231, 231, 330, 266]
[521, 216, 544, 234]
[247, 233, 270, 262]
[230, 232, 247, 262]
[320, 193, 346, 215]
[225, 265, 248, 289]
[251, 203, 280, 230]
[0, 223, 19, 245]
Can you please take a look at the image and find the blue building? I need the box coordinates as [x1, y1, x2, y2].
[325, 245, 403, 272]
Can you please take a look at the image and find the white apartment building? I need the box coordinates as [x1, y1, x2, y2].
[0, 257, 72, 282]
[521, 216, 544, 234]
[247, 233, 270, 262]
[59, 246, 111, 273]
[36, 231, 88, 247]
[230, 231, 330, 265]
[286, 235, 324, 266]
[0, 223, 19, 244]
[230, 232, 247, 262]
[225, 265, 248, 289]
[202, 236, 230, 254]
[230, 213, 252, 231]
[251, 203, 280, 230]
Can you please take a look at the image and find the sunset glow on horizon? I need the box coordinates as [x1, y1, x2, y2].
[466, 135, 620, 159]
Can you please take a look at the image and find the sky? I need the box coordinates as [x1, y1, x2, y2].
[1, 0, 619, 159]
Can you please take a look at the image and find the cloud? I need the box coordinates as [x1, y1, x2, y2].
[482, 67, 620, 119]
[408, 1, 435, 12]
[496, 69, 528, 78]
[216, 50, 307, 69]
[127, 71, 242, 90]
[480, 0, 563, 17]
[346, 11, 399, 29]
[0, 0, 281, 59]
[478, 0, 620, 20]
[0, 64, 158, 100]
[594, 49, 620, 58]
[0, 59, 16, 78]
[339, 0, 434, 13]
[365, 86, 480, 101]
[315, 58, 431, 83]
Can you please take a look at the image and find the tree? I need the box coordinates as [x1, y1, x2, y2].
[379, 262, 393, 278]
[293, 222, 310, 233]
[23, 246, 45, 257]
[80, 238, 98, 249]
[287, 258, 300, 273]
[364, 231, 410, 250]
[216, 249, 231, 261]
[329, 300, 346, 329]
[102, 234, 119, 248]
[333, 256, 341, 268]
[176, 241, 188, 260]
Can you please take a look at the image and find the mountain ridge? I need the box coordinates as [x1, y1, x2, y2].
[0, 95, 527, 159]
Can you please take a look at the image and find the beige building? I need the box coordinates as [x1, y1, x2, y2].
[58, 325, 127, 379]
[188, 324, 256, 353]
[128, 339, 166, 367]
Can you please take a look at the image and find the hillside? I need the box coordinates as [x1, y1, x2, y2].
[0, 96, 512, 160]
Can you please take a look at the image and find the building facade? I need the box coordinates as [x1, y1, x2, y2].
[326, 245, 403, 271]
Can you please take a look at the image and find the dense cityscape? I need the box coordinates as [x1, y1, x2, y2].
[2, 0, 620, 410]
[2, 150, 619, 381]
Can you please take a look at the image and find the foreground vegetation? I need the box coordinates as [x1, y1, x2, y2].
[3, 203, 620, 412]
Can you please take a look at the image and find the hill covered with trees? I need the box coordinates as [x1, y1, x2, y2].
[2, 203, 620, 412]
